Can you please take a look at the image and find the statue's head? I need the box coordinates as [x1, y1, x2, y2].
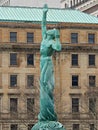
[46, 28, 60, 39]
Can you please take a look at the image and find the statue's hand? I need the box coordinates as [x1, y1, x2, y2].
[43, 4, 48, 13]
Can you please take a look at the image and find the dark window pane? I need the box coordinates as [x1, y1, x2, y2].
[10, 98, 17, 112]
[10, 75, 17, 87]
[11, 124, 18, 130]
[10, 53, 17, 65]
[27, 54, 34, 65]
[72, 54, 78, 66]
[72, 75, 78, 87]
[27, 75, 34, 88]
[88, 34, 95, 44]
[27, 98, 34, 113]
[73, 124, 79, 130]
[72, 98, 79, 112]
[10, 32, 17, 42]
[27, 33, 34, 43]
[28, 124, 34, 130]
[89, 55, 95, 66]
[70, 1, 72, 7]
[89, 76, 96, 87]
[90, 124, 94, 130]
[71, 33, 78, 43]
[89, 98, 96, 113]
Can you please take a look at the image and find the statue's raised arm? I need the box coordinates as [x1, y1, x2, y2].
[41, 4, 48, 39]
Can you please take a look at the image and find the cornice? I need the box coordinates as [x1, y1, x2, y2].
[0, 43, 98, 53]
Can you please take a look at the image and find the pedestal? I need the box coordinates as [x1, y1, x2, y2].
[31, 121, 65, 130]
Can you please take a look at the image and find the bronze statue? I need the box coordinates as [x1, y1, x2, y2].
[32, 4, 65, 130]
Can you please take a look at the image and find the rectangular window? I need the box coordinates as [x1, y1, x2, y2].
[72, 75, 78, 87]
[89, 76, 96, 87]
[10, 32, 17, 42]
[72, 54, 78, 66]
[0, 73, 2, 88]
[27, 75, 34, 88]
[10, 124, 18, 130]
[72, 98, 79, 112]
[90, 124, 94, 130]
[10, 98, 18, 113]
[27, 54, 34, 66]
[10, 53, 17, 65]
[0, 98, 1, 112]
[71, 33, 78, 43]
[89, 55, 95, 66]
[10, 75, 17, 87]
[27, 32, 34, 43]
[27, 98, 34, 113]
[89, 98, 96, 113]
[0, 53, 2, 67]
[88, 34, 95, 44]
[28, 124, 34, 130]
[73, 124, 79, 130]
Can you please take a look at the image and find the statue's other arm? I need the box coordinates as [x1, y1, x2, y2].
[52, 30, 61, 51]
[42, 4, 48, 39]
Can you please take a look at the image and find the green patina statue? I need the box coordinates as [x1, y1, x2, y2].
[31, 4, 65, 130]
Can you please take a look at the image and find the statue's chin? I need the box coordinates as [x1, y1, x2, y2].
[31, 121, 66, 130]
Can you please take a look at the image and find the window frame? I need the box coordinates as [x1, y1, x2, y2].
[90, 124, 94, 130]
[73, 124, 79, 130]
[72, 75, 79, 88]
[10, 53, 17, 66]
[72, 98, 79, 113]
[10, 124, 18, 130]
[89, 98, 96, 113]
[10, 74, 17, 88]
[27, 32, 34, 43]
[10, 98, 18, 113]
[88, 54, 95, 66]
[28, 124, 34, 130]
[89, 75, 96, 87]
[27, 54, 34, 66]
[88, 33, 95, 44]
[71, 54, 78, 66]
[71, 33, 78, 43]
[10, 32, 17, 43]
[27, 98, 34, 113]
[27, 75, 34, 88]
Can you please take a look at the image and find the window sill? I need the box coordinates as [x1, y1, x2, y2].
[70, 86, 81, 89]
[10, 41, 17, 43]
[71, 65, 80, 68]
[9, 65, 18, 67]
[72, 112, 80, 114]
[26, 65, 35, 68]
[27, 42, 34, 44]
[9, 86, 19, 89]
[88, 65, 96, 68]
[88, 86, 96, 88]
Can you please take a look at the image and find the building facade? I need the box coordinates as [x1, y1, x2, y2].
[60, 0, 98, 17]
[0, 0, 37, 7]
[0, 6, 98, 130]
[0, 22, 40, 130]
[0, 0, 60, 8]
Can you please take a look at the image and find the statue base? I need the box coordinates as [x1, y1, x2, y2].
[31, 121, 66, 130]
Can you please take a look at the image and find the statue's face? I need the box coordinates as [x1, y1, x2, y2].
[46, 29, 55, 39]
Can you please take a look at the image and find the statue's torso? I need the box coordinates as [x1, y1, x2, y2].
[40, 39, 54, 57]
